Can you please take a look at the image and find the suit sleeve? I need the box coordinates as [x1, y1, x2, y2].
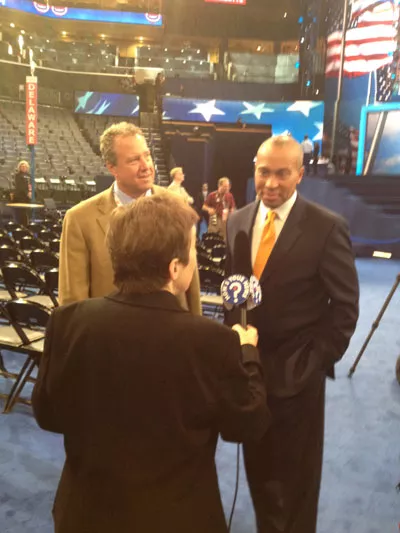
[32, 312, 63, 434]
[59, 210, 90, 305]
[317, 219, 359, 368]
[216, 333, 270, 443]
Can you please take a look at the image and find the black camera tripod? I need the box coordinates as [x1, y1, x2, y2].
[348, 273, 400, 378]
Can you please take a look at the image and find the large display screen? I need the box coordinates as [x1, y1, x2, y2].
[162, 97, 324, 143]
[357, 102, 400, 175]
[74, 92, 140, 117]
[0, 0, 163, 26]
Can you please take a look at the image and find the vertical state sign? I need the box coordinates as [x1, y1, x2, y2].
[26, 76, 38, 145]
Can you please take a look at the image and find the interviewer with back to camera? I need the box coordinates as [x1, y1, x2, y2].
[32, 195, 270, 533]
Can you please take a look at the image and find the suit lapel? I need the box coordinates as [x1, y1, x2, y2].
[260, 195, 307, 282]
[96, 186, 117, 235]
[236, 201, 259, 275]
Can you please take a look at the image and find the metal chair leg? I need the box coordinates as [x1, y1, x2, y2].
[3, 356, 34, 413]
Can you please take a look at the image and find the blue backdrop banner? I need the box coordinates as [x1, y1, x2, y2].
[74, 92, 140, 117]
[162, 97, 324, 143]
[0, 0, 163, 26]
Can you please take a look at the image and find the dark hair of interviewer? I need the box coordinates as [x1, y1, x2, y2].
[107, 194, 199, 294]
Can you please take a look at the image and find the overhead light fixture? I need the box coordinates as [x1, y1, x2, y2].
[166, 58, 169, 62]
[257, 45, 262, 52]
[181, 49, 184, 53]
[139, 36, 144, 42]
[100, 34, 106, 39]
[10, 23, 15, 28]
[164, 47, 168, 51]
[29, 35, 33, 40]
[197, 49, 200, 54]
[20, 30, 25, 35]
[46, 39, 50, 43]
[373, 251, 392, 259]
[61, 31, 67, 36]
[284, 12, 287, 18]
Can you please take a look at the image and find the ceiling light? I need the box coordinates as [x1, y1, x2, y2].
[10, 23, 15, 28]
[197, 49, 200, 54]
[20, 30, 25, 35]
[100, 34, 106, 39]
[164, 47, 168, 51]
[61, 31, 67, 36]
[257, 45, 262, 52]
[29, 36, 33, 40]
[139, 36, 144, 42]
[46, 39, 50, 43]
[181, 49, 184, 53]
[283, 12, 287, 18]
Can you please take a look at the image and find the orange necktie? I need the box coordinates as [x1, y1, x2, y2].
[253, 211, 276, 280]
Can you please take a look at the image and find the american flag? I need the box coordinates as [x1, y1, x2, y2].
[326, 0, 399, 78]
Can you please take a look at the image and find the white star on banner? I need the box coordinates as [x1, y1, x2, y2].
[240, 102, 274, 121]
[313, 122, 324, 141]
[286, 101, 321, 117]
[188, 99, 225, 122]
[76, 92, 93, 111]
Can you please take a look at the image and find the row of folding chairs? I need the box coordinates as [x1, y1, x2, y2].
[0, 256, 59, 412]
[0, 299, 51, 413]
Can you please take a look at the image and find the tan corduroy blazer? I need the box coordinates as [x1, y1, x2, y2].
[59, 184, 202, 315]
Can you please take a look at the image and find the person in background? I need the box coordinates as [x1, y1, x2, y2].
[32, 194, 270, 533]
[59, 122, 201, 315]
[12, 160, 31, 225]
[225, 135, 359, 533]
[168, 167, 194, 205]
[203, 177, 236, 239]
[312, 142, 320, 176]
[195, 182, 209, 235]
[300, 134, 313, 175]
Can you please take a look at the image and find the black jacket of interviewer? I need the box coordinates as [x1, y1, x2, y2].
[32, 290, 269, 533]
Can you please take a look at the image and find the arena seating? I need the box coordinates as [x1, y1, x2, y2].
[0, 100, 106, 185]
[229, 52, 298, 84]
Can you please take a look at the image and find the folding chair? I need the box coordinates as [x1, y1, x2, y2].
[20, 236, 46, 253]
[30, 250, 59, 273]
[1, 300, 50, 413]
[199, 266, 225, 319]
[2, 262, 58, 308]
[49, 239, 60, 254]
[44, 268, 59, 295]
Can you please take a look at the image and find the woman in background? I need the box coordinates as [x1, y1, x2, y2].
[12, 160, 31, 225]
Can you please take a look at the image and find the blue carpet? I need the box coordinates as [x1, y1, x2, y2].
[1, 258, 400, 533]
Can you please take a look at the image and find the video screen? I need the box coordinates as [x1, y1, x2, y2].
[74, 92, 140, 117]
[365, 108, 400, 174]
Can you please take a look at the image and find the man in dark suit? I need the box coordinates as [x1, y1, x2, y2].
[226, 135, 359, 533]
[32, 194, 270, 533]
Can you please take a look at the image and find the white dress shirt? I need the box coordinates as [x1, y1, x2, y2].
[113, 182, 152, 207]
[251, 191, 297, 267]
[301, 139, 314, 155]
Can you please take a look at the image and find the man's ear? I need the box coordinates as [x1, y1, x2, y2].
[168, 258, 180, 282]
[106, 162, 116, 178]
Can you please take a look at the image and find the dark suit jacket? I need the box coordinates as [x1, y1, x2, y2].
[32, 291, 269, 533]
[226, 194, 359, 397]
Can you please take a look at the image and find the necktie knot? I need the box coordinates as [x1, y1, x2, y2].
[266, 210, 276, 224]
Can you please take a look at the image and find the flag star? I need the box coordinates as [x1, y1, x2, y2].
[287, 101, 321, 117]
[240, 102, 274, 120]
[188, 99, 225, 122]
[76, 92, 93, 111]
[313, 122, 324, 141]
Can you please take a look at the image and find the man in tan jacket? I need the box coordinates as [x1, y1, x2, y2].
[59, 122, 201, 315]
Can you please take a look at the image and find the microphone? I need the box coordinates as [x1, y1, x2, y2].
[221, 232, 262, 328]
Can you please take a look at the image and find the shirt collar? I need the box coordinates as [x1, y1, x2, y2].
[258, 190, 297, 222]
[114, 182, 152, 206]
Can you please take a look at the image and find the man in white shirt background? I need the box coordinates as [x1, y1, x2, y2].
[300, 134, 314, 175]
[167, 167, 194, 205]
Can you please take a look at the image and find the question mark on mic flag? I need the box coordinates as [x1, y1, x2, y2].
[221, 275, 250, 307]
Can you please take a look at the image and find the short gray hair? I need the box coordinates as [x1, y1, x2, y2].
[170, 167, 183, 180]
[100, 122, 143, 166]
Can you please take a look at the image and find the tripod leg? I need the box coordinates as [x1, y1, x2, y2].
[348, 276, 400, 377]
